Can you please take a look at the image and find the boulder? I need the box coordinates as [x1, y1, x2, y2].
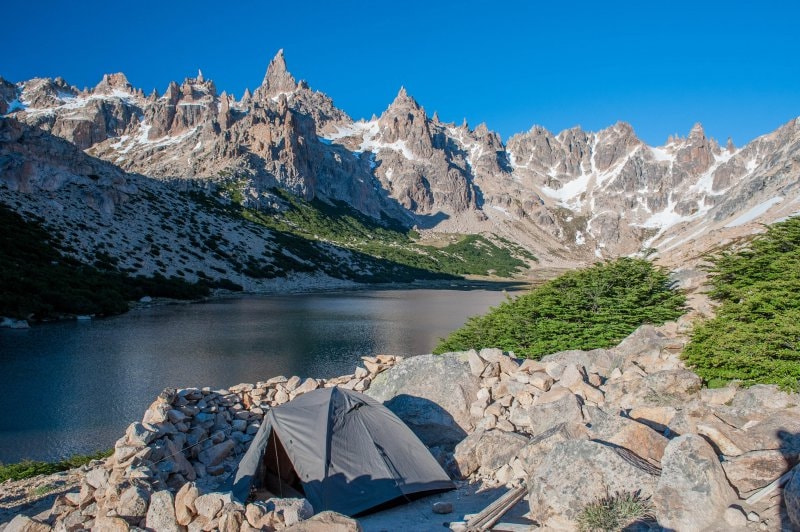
[723, 505, 748, 527]
[653, 434, 736, 531]
[517, 422, 589, 475]
[603, 369, 701, 409]
[283, 511, 362, 531]
[731, 384, 795, 412]
[700, 386, 738, 405]
[117, 484, 150, 523]
[194, 492, 226, 519]
[198, 440, 234, 467]
[245, 501, 276, 529]
[627, 405, 677, 434]
[743, 407, 800, 452]
[3, 515, 52, 532]
[268, 497, 314, 527]
[721, 449, 797, 495]
[145, 490, 181, 532]
[584, 406, 668, 464]
[508, 391, 584, 436]
[93, 516, 131, 531]
[175, 482, 200, 526]
[85, 467, 109, 489]
[453, 429, 528, 478]
[527, 439, 659, 529]
[466, 349, 486, 377]
[217, 503, 245, 532]
[541, 348, 617, 378]
[366, 353, 480, 448]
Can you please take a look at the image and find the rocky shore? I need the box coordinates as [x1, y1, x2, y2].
[4, 320, 800, 531]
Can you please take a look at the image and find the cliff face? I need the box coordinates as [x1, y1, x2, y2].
[3, 51, 800, 267]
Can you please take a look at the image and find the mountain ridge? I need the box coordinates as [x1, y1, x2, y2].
[2, 50, 799, 271]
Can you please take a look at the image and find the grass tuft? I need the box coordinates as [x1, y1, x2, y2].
[577, 491, 654, 532]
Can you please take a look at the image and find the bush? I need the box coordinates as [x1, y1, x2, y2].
[434, 258, 686, 358]
[577, 491, 654, 531]
[0, 449, 112, 482]
[683, 217, 800, 390]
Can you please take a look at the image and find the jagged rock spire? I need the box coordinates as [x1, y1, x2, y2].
[689, 122, 706, 139]
[389, 86, 418, 108]
[258, 49, 297, 97]
[95, 72, 132, 93]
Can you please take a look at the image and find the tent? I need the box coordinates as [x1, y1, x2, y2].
[231, 387, 455, 516]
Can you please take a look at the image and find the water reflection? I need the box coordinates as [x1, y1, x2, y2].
[0, 288, 515, 462]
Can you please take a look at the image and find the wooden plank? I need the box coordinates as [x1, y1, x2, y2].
[491, 523, 535, 532]
[745, 468, 795, 505]
[465, 484, 527, 531]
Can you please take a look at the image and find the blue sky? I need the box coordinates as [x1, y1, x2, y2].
[2, 0, 798, 146]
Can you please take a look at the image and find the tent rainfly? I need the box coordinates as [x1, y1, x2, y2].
[231, 387, 455, 516]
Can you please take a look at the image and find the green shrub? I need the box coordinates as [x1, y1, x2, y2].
[0, 449, 112, 482]
[577, 491, 654, 531]
[434, 258, 686, 358]
[683, 217, 800, 390]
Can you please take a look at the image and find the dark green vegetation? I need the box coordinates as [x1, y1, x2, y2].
[0, 203, 228, 320]
[214, 184, 534, 279]
[576, 491, 654, 532]
[0, 449, 111, 482]
[434, 258, 685, 358]
[683, 217, 800, 390]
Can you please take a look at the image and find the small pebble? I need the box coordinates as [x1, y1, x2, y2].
[432, 501, 453, 514]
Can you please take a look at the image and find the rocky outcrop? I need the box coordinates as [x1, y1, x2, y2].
[366, 352, 480, 448]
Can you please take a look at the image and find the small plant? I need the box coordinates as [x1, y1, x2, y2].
[32, 484, 58, 496]
[577, 490, 654, 531]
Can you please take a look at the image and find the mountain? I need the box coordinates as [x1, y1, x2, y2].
[2, 50, 799, 273]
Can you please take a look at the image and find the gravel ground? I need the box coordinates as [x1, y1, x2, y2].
[358, 481, 533, 532]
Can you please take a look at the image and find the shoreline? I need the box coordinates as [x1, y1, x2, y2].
[2, 275, 537, 330]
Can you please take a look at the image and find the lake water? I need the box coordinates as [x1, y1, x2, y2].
[0, 288, 517, 463]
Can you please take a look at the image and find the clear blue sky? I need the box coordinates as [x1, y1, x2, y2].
[2, 0, 798, 146]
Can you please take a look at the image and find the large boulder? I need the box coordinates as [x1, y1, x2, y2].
[145, 490, 181, 532]
[453, 429, 528, 478]
[603, 369, 701, 409]
[117, 484, 151, 523]
[584, 406, 668, 465]
[508, 391, 584, 436]
[517, 422, 589, 475]
[366, 352, 480, 448]
[527, 439, 659, 529]
[653, 434, 736, 530]
[722, 449, 798, 495]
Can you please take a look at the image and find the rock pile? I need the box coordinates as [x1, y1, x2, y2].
[39, 355, 400, 531]
[424, 324, 799, 530]
[11, 323, 800, 531]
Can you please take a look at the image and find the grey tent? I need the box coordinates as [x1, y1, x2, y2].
[232, 387, 455, 516]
